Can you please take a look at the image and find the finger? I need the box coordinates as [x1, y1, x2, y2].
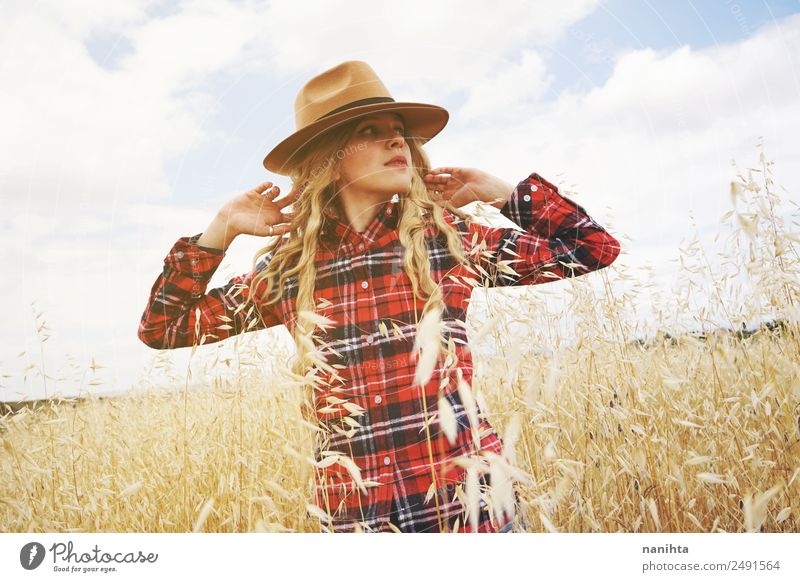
[268, 212, 296, 227]
[260, 185, 280, 200]
[249, 185, 275, 203]
[424, 169, 456, 183]
[428, 190, 445, 203]
[261, 210, 296, 231]
[255, 223, 277, 237]
[252, 181, 274, 195]
[257, 223, 294, 237]
[275, 189, 300, 209]
[423, 175, 450, 186]
[428, 184, 452, 198]
[426, 167, 456, 176]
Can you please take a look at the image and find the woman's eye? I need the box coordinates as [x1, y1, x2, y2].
[359, 125, 405, 136]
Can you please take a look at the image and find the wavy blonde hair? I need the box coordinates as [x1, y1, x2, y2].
[248, 117, 477, 398]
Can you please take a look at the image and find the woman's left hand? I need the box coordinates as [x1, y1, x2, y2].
[423, 167, 515, 210]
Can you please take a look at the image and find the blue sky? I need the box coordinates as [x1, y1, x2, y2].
[2, 0, 799, 400]
[551, 0, 800, 92]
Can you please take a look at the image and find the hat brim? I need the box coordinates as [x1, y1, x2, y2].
[262, 101, 449, 175]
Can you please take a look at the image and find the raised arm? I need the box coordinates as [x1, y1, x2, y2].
[137, 181, 300, 349]
[427, 168, 621, 287]
[138, 236, 281, 348]
[486, 171, 620, 286]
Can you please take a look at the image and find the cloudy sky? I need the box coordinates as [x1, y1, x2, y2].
[2, 0, 799, 401]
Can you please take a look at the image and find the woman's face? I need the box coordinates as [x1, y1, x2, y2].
[334, 112, 412, 197]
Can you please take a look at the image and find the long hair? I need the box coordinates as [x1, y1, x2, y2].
[248, 118, 476, 395]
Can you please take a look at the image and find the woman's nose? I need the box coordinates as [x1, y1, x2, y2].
[387, 133, 405, 149]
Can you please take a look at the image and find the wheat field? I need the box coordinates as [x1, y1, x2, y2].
[2, 149, 799, 533]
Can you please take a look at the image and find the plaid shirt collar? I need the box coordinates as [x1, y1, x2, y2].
[320, 193, 401, 248]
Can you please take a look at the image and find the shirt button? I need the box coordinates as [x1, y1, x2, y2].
[383, 456, 391, 466]
[523, 194, 531, 202]
[361, 281, 369, 290]
[365, 335, 374, 345]
[530, 184, 538, 192]
[386, 208, 392, 215]
[176, 251, 185, 258]
[357, 243, 365, 251]
[374, 395, 382, 404]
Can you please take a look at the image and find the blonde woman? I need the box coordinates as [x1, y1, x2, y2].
[138, 61, 621, 533]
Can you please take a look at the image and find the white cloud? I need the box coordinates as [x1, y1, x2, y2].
[254, 0, 599, 85]
[0, 0, 270, 213]
[458, 51, 553, 123]
[427, 12, 800, 260]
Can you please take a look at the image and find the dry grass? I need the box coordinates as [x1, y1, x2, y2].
[2, 146, 799, 532]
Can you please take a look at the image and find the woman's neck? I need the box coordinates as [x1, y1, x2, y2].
[337, 189, 394, 233]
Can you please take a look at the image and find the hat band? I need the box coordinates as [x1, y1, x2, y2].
[316, 96, 396, 121]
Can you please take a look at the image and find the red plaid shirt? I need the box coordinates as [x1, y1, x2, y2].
[138, 171, 621, 532]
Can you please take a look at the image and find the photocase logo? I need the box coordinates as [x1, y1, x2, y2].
[20, 542, 46, 570]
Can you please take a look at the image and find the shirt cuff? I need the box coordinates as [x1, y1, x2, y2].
[163, 234, 226, 276]
[191, 233, 225, 256]
[499, 172, 559, 231]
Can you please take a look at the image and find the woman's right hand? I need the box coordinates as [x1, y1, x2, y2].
[220, 181, 301, 238]
[197, 181, 301, 251]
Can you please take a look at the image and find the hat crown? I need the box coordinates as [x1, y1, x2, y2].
[295, 61, 393, 130]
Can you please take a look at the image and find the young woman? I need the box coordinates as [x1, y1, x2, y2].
[138, 61, 621, 533]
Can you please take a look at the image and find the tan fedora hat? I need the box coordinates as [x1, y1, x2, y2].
[263, 60, 449, 175]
